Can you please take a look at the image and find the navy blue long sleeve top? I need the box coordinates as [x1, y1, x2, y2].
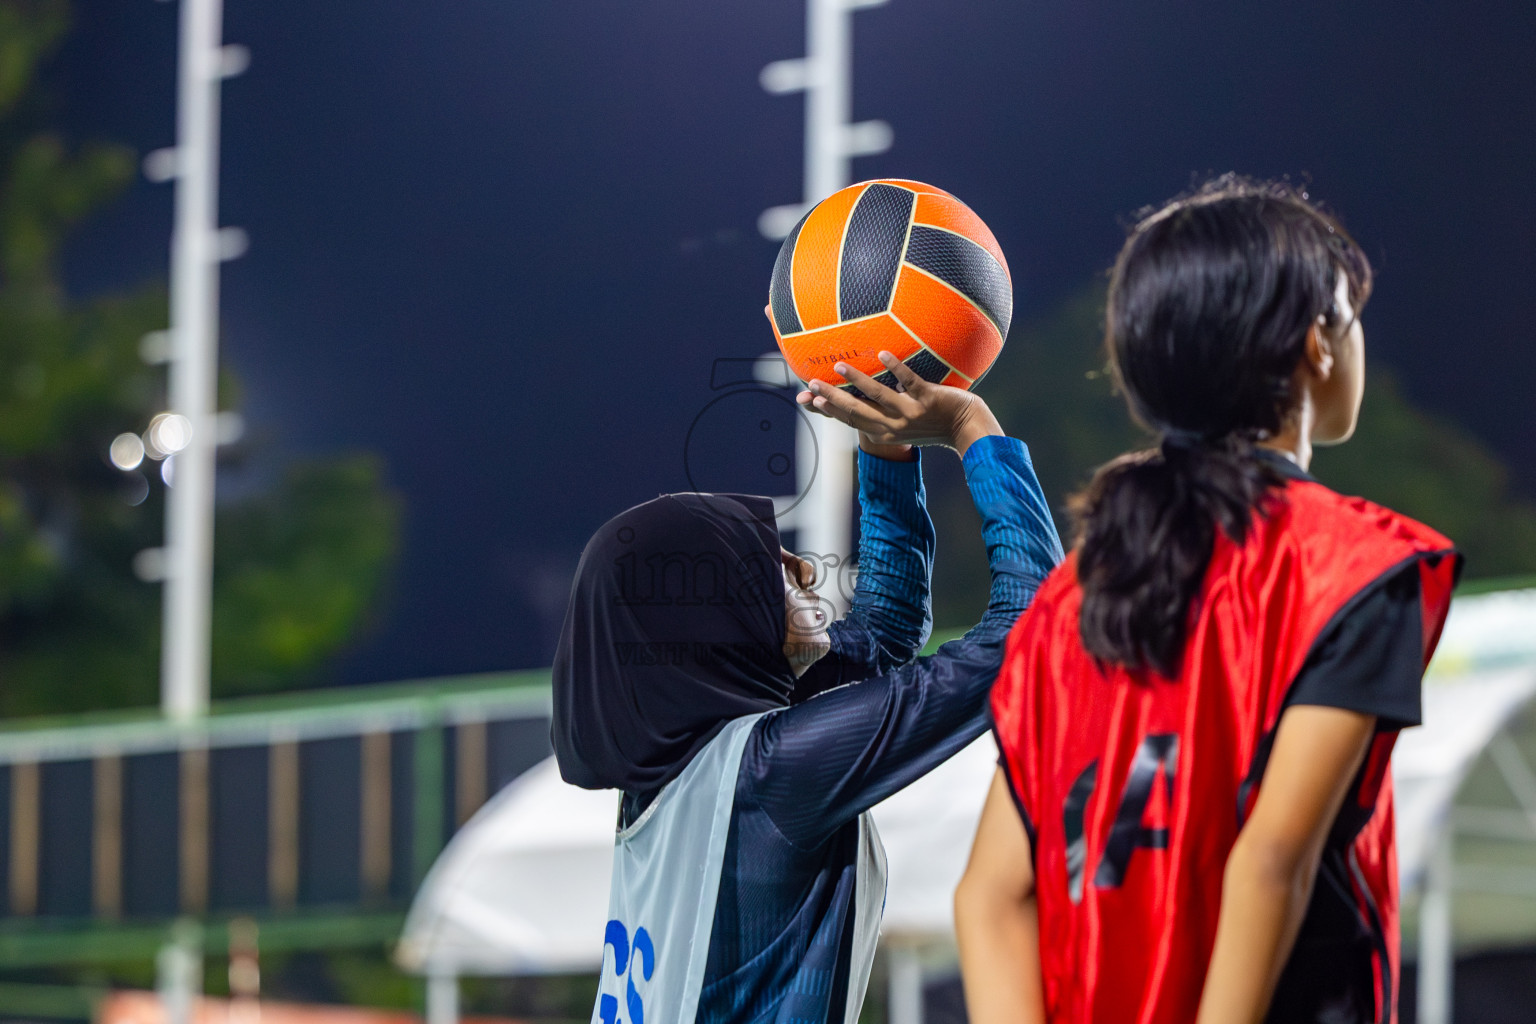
[693, 436, 1064, 1023]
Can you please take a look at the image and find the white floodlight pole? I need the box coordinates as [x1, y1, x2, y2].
[887, 943, 924, 1024]
[152, 0, 247, 722]
[426, 973, 460, 1024]
[1418, 826, 1453, 1024]
[155, 920, 203, 1024]
[761, 0, 892, 610]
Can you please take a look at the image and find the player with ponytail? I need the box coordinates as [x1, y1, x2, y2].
[956, 177, 1460, 1024]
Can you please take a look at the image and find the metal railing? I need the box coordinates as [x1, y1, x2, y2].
[0, 669, 554, 968]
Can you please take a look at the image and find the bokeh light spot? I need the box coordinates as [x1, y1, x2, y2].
[110, 432, 146, 471]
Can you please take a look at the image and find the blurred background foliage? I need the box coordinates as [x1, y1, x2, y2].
[0, 0, 400, 717]
[927, 287, 1536, 628]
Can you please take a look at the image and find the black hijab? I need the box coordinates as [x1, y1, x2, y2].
[551, 492, 798, 792]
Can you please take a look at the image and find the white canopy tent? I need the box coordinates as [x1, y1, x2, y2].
[399, 587, 1536, 1024]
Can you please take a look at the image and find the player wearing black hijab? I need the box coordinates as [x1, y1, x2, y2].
[553, 356, 1062, 1024]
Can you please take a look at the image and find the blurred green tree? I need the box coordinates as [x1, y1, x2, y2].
[0, 0, 399, 715]
[928, 285, 1536, 627]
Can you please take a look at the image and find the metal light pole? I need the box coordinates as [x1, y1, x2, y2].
[1418, 827, 1454, 1024]
[426, 973, 460, 1024]
[155, 919, 203, 1024]
[760, 0, 892, 602]
[887, 943, 925, 1024]
[144, 0, 248, 722]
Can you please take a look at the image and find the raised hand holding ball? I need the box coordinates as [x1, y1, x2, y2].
[797, 351, 1002, 457]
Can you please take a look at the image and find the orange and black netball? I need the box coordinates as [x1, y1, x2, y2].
[767, 179, 1012, 393]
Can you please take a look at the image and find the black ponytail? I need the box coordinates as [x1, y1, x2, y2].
[1073, 176, 1372, 678]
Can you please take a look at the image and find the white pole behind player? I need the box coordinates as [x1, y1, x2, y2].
[760, 0, 893, 616]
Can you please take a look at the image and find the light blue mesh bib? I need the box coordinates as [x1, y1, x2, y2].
[591, 712, 887, 1024]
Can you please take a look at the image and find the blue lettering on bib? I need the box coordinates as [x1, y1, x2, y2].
[598, 919, 655, 1024]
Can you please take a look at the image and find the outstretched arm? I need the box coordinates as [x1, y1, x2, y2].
[790, 438, 936, 700]
[790, 351, 999, 696]
[748, 363, 1063, 844]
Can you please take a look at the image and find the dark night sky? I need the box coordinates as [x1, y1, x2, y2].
[52, 0, 1536, 683]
